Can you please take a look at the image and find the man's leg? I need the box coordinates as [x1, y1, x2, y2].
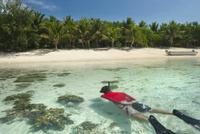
[132, 113, 149, 122]
[123, 104, 149, 122]
[149, 108, 172, 115]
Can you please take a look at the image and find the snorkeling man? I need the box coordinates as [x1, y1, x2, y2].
[100, 86, 172, 122]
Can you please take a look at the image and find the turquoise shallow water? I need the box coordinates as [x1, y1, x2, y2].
[0, 58, 199, 134]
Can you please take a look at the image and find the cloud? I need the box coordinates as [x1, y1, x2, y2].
[25, 0, 57, 11]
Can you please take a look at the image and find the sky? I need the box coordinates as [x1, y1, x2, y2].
[22, 0, 200, 24]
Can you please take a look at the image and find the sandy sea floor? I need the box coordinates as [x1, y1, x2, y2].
[0, 48, 199, 134]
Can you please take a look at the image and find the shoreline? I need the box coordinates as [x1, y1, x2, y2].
[0, 48, 199, 64]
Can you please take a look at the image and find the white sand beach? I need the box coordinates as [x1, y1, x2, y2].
[0, 48, 199, 64]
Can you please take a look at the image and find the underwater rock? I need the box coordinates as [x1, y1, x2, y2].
[13, 73, 44, 90]
[0, 92, 33, 123]
[14, 76, 34, 83]
[15, 83, 32, 89]
[193, 64, 200, 66]
[3, 91, 36, 112]
[168, 86, 180, 90]
[25, 90, 35, 95]
[144, 66, 165, 69]
[53, 83, 65, 88]
[0, 78, 6, 81]
[57, 94, 84, 105]
[13, 99, 32, 111]
[3, 92, 32, 102]
[72, 121, 107, 134]
[120, 130, 131, 134]
[102, 68, 127, 72]
[192, 100, 200, 106]
[1, 92, 74, 132]
[76, 121, 98, 131]
[0, 70, 18, 80]
[26, 103, 47, 111]
[14, 73, 46, 83]
[57, 72, 71, 77]
[28, 108, 74, 131]
[0, 109, 21, 124]
[109, 122, 118, 129]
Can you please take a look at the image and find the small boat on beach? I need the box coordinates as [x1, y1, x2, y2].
[165, 49, 198, 56]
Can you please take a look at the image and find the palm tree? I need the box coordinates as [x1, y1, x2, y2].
[128, 26, 137, 47]
[28, 12, 46, 49]
[105, 23, 120, 47]
[45, 16, 63, 50]
[76, 18, 92, 48]
[0, 0, 34, 51]
[91, 19, 106, 48]
[191, 22, 200, 47]
[134, 28, 148, 47]
[31, 12, 45, 30]
[123, 24, 137, 47]
[160, 21, 181, 47]
[62, 16, 77, 48]
[121, 17, 136, 47]
[150, 22, 159, 33]
[139, 20, 148, 28]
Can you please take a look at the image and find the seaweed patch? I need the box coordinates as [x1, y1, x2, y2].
[53, 83, 66, 88]
[57, 72, 71, 77]
[14, 72, 47, 89]
[73, 121, 99, 134]
[57, 94, 84, 106]
[101, 68, 127, 72]
[0, 91, 74, 132]
[14, 73, 46, 83]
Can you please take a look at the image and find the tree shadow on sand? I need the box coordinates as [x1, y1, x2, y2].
[89, 98, 132, 133]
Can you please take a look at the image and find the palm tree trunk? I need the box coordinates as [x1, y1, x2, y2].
[81, 41, 84, 48]
[169, 37, 173, 47]
[87, 40, 90, 49]
[69, 40, 72, 48]
[54, 43, 58, 50]
[131, 38, 134, 48]
[72, 41, 75, 48]
[111, 39, 115, 48]
[54, 40, 58, 50]
[96, 40, 99, 48]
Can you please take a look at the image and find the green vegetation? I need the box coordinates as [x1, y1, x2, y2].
[1, 91, 74, 132]
[14, 73, 46, 83]
[73, 121, 99, 134]
[53, 83, 65, 88]
[75, 121, 98, 131]
[101, 68, 127, 72]
[57, 72, 71, 77]
[15, 83, 32, 90]
[1, 1, 200, 52]
[109, 122, 118, 129]
[13, 72, 46, 89]
[57, 94, 84, 105]
[28, 108, 73, 131]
